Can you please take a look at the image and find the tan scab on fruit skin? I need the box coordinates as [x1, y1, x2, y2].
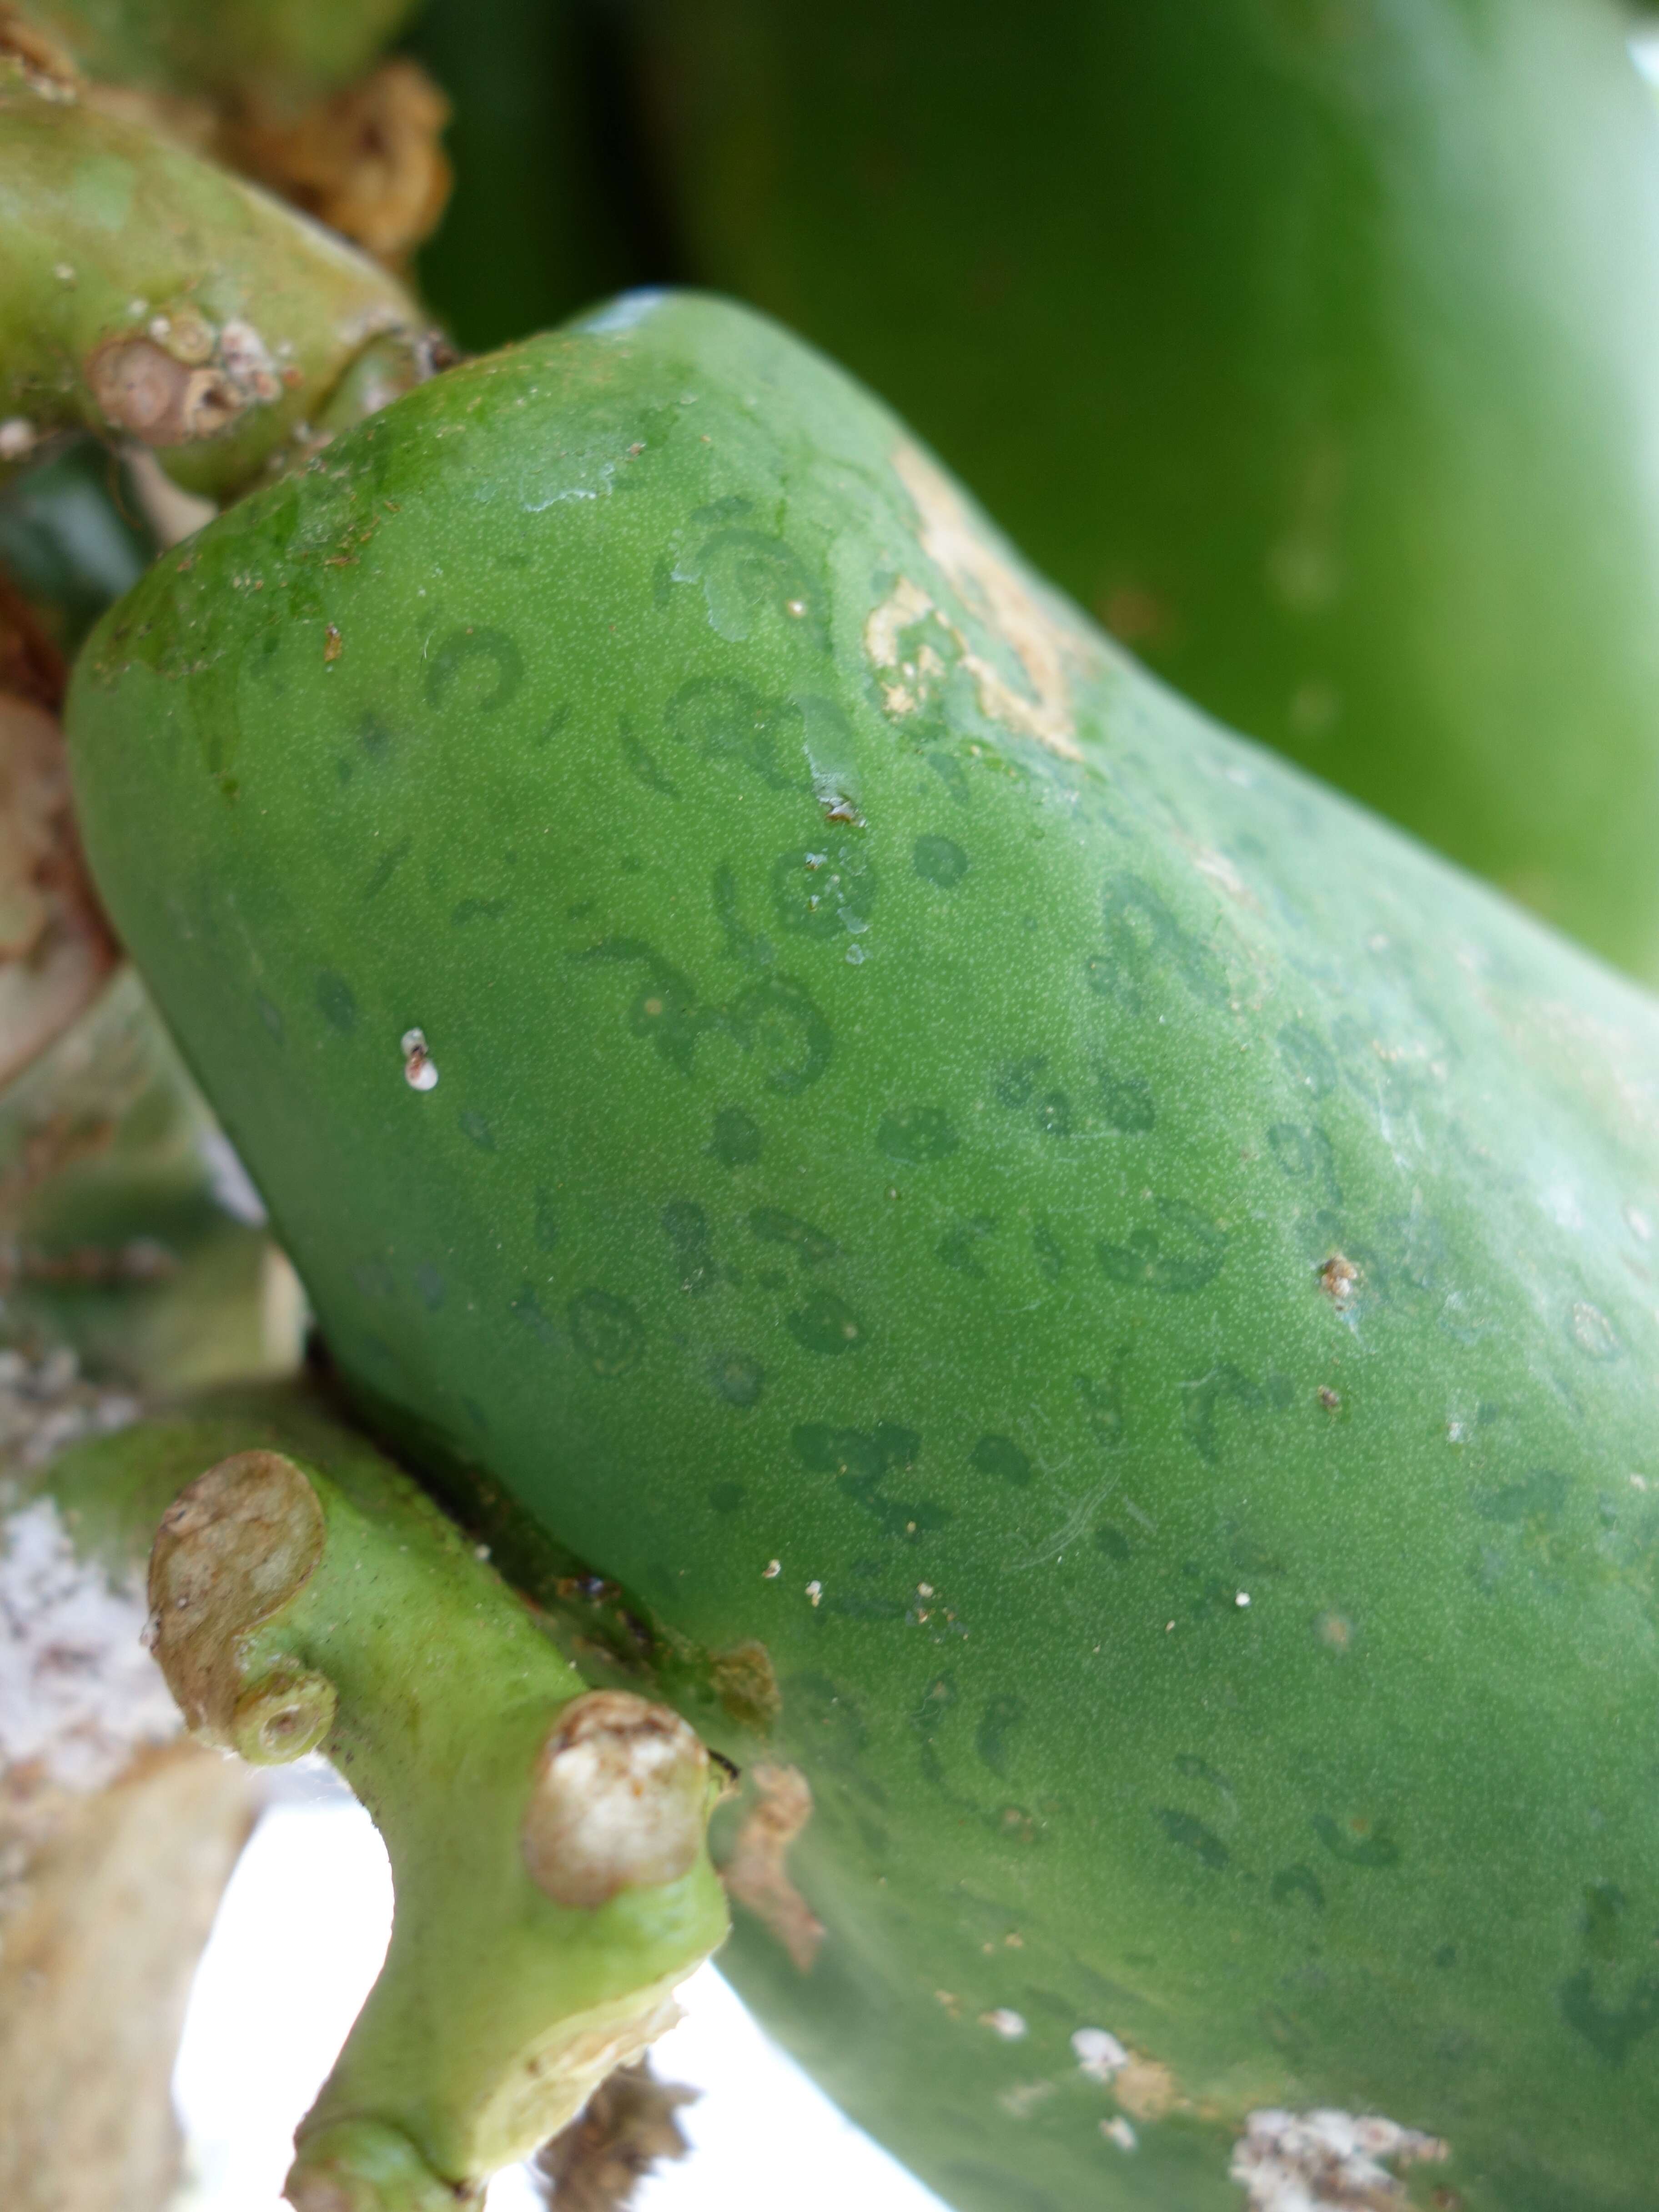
[145, 1449, 326, 1742]
[721, 1761, 825, 1972]
[862, 442, 1091, 764]
[522, 1690, 710, 1911]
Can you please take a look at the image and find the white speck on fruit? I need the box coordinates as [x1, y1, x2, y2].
[1102, 2117, 1137, 2152]
[1229, 2109, 1448, 2208]
[401, 1028, 438, 1090]
[1072, 2027, 1129, 2081]
[981, 2009, 1027, 2040]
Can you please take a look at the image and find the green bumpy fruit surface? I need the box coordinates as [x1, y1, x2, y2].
[67, 293, 1659, 2211]
[635, 0, 1659, 982]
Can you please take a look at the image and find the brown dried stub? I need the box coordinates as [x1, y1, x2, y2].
[226, 59, 452, 268]
[522, 1690, 709, 1912]
[146, 1450, 326, 1742]
[531, 2058, 696, 2212]
[0, 10, 79, 100]
[86, 310, 281, 450]
[86, 339, 242, 447]
[231, 1666, 337, 1766]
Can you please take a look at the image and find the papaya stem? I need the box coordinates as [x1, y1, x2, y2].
[129, 1408, 729, 2207]
[0, 50, 444, 501]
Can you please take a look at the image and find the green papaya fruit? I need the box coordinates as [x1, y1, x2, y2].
[65, 292, 1659, 2210]
[628, 0, 1659, 982]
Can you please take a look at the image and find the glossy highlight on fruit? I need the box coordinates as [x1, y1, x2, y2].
[68, 291, 1659, 2210]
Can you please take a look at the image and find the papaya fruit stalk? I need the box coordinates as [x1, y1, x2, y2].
[0, 40, 445, 500]
[25, 1386, 731, 2212]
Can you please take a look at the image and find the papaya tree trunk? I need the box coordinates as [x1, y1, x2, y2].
[0, 1739, 258, 2212]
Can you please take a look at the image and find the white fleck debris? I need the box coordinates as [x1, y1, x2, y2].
[1072, 2027, 1130, 2082]
[0, 418, 35, 462]
[917, 1582, 935, 1597]
[1229, 2109, 1448, 2209]
[401, 1026, 439, 1091]
[1102, 2116, 1137, 2152]
[473, 1543, 491, 1561]
[216, 318, 282, 405]
[845, 945, 866, 965]
[1236, 1590, 1252, 1609]
[762, 1559, 780, 1579]
[52, 262, 75, 284]
[0, 1495, 179, 1790]
[805, 1580, 823, 1607]
[1631, 1474, 1650, 1493]
[981, 2008, 1027, 2040]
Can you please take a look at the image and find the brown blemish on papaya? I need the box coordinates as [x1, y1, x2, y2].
[864, 444, 1089, 764]
[709, 1639, 780, 1732]
[1113, 2056, 1178, 2122]
[1318, 1253, 1359, 1302]
[721, 1762, 824, 1971]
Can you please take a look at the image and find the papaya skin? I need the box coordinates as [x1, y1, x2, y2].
[65, 292, 1659, 2209]
[631, 0, 1659, 984]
